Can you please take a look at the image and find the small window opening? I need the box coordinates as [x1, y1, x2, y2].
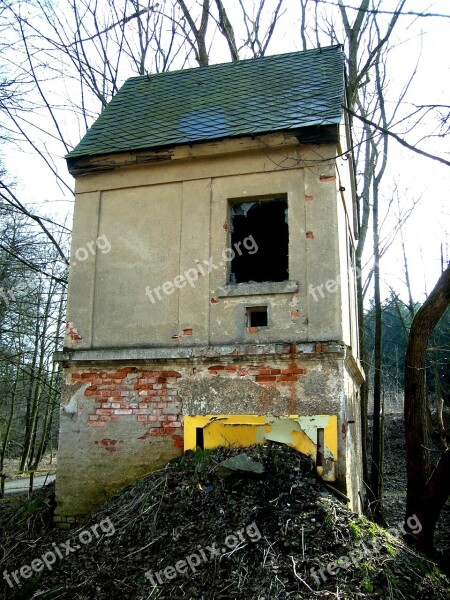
[246, 306, 268, 328]
[229, 197, 288, 283]
[316, 428, 325, 467]
[196, 427, 204, 450]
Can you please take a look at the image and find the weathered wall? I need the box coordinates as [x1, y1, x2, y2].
[64, 134, 357, 354]
[55, 345, 363, 525]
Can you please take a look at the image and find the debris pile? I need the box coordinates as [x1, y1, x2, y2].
[1, 444, 449, 599]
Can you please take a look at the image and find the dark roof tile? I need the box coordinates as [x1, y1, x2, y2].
[68, 45, 344, 159]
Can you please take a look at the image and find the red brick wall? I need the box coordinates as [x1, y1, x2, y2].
[71, 367, 184, 449]
[207, 364, 307, 384]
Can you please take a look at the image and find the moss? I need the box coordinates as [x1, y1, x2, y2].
[349, 519, 364, 540]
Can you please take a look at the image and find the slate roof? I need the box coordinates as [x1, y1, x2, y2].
[67, 45, 344, 159]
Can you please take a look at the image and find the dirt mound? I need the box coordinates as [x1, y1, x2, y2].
[1, 444, 449, 599]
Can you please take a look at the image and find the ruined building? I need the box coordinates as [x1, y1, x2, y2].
[54, 45, 364, 526]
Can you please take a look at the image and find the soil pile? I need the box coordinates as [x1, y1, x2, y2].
[1, 444, 449, 599]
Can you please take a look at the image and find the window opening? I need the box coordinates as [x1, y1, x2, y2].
[229, 197, 288, 283]
[246, 306, 268, 328]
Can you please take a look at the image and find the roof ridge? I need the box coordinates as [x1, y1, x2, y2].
[124, 44, 343, 83]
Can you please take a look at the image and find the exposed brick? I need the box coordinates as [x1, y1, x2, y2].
[89, 421, 106, 428]
[306, 231, 314, 239]
[320, 174, 336, 182]
[88, 415, 99, 421]
[100, 416, 111, 421]
[112, 368, 133, 378]
[114, 409, 133, 415]
[278, 375, 297, 382]
[137, 415, 148, 422]
[305, 195, 314, 201]
[248, 326, 258, 333]
[255, 375, 277, 382]
[147, 415, 159, 422]
[291, 310, 299, 318]
[96, 408, 114, 415]
[172, 437, 184, 448]
[315, 342, 328, 353]
[183, 328, 193, 335]
[149, 428, 164, 435]
[209, 365, 225, 371]
[172, 421, 182, 428]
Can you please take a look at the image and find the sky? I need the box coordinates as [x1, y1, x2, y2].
[2, 0, 449, 304]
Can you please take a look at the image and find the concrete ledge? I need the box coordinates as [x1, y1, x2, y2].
[54, 341, 348, 365]
[217, 280, 299, 297]
[344, 348, 365, 384]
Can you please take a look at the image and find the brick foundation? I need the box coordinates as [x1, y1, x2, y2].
[55, 348, 363, 525]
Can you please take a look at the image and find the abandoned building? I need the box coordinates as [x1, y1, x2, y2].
[54, 44, 365, 526]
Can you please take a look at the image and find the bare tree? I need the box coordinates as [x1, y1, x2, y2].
[404, 263, 450, 553]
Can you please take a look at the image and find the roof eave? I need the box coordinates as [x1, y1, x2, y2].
[66, 123, 341, 177]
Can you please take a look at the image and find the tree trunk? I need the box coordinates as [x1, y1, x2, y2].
[404, 263, 450, 552]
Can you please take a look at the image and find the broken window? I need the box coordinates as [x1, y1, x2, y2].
[229, 197, 288, 284]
